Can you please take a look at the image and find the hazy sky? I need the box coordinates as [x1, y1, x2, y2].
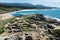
[0, 0, 60, 7]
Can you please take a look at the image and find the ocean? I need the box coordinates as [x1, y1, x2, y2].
[11, 9, 60, 21]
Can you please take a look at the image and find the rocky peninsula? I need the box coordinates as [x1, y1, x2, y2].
[0, 14, 60, 40]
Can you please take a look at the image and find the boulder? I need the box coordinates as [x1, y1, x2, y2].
[4, 38, 10, 40]
[46, 24, 54, 29]
[46, 18, 57, 23]
[55, 21, 60, 25]
[27, 14, 46, 21]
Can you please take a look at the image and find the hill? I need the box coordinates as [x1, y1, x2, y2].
[0, 14, 60, 40]
[0, 3, 58, 9]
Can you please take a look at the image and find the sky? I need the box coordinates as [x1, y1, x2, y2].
[0, 0, 60, 7]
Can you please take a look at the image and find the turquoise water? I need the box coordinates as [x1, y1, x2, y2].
[11, 9, 60, 21]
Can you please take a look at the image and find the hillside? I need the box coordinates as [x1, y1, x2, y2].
[0, 3, 58, 14]
[0, 14, 60, 40]
[0, 3, 57, 9]
[0, 6, 22, 14]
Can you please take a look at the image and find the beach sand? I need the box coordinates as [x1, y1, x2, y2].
[0, 13, 13, 20]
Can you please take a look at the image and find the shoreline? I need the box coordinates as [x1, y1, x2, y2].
[44, 15, 60, 21]
[0, 13, 13, 20]
[0, 9, 60, 21]
[10, 9, 60, 21]
[10, 9, 59, 13]
[0, 13, 60, 22]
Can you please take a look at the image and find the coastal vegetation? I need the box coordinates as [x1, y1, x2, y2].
[0, 7, 21, 14]
[0, 5, 22, 14]
[0, 14, 60, 40]
[0, 3, 58, 14]
[0, 17, 16, 34]
[0, 2, 59, 40]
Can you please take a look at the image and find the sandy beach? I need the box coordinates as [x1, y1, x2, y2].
[0, 13, 13, 20]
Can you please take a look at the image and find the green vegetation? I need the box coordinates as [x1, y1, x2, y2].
[23, 27, 36, 31]
[0, 6, 22, 14]
[0, 17, 16, 34]
[52, 29, 60, 40]
[46, 29, 60, 40]
[18, 21, 36, 31]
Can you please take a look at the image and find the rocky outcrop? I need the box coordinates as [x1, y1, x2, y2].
[46, 18, 57, 23]
[1, 14, 60, 40]
[27, 14, 46, 21]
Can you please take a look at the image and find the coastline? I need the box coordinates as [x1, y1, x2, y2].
[12, 9, 60, 21]
[44, 15, 60, 21]
[0, 13, 13, 20]
[0, 13, 60, 40]
[0, 9, 60, 21]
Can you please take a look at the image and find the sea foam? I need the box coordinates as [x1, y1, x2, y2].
[44, 15, 60, 21]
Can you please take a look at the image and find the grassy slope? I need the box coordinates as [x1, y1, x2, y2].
[0, 6, 22, 14]
[0, 17, 16, 34]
